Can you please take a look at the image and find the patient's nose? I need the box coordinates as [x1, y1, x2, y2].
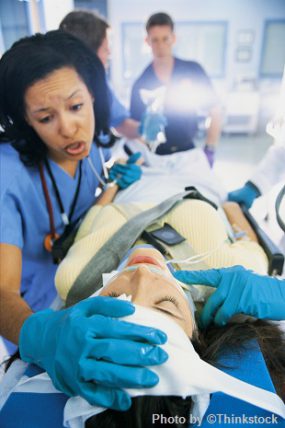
[130, 265, 153, 305]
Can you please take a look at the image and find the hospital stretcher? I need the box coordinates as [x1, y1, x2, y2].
[241, 206, 284, 276]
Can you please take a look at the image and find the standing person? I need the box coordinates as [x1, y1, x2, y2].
[129, 12, 222, 166]
[228, 119, 285, 253]
[59, 10, 166, 143]
[0, 31, 167, 408]
[228, 143, 285, 213]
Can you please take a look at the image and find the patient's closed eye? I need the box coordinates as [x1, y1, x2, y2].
[155, 296, 183, 319]
[156, 296, 179, 307]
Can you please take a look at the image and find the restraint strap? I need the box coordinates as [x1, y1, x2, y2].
[143, 221, 209, 271]
[66, 190, 192, 307]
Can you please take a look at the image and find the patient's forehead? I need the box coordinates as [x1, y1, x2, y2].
[99, 268, 196, 338]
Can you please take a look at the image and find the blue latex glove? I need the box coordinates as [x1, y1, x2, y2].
[174, 266, 285, 328]
[203, 145, 215, 168]
[139, 111, 167, 142]
[109, 152, 142, 189]
[19, 296, 168, 410]
[228, 181, 261, 209]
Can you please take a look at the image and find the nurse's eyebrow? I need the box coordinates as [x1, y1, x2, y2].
[32, 89, 82, 113]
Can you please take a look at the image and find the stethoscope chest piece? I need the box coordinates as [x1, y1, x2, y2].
[44, 233, 60, 252]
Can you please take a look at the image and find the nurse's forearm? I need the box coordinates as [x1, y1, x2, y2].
[115, 118, 140, 139]
[0, 289, 32, 344]
[96, 183, 119, 206]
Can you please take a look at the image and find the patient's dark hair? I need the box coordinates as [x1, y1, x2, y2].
[86, 321, 285, 427]
[0, 30, 109, 166]
[59, 10, 109, 54]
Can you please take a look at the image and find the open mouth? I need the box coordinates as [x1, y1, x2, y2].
[65, 141, 86, 155]
[126, 255, 163, 268]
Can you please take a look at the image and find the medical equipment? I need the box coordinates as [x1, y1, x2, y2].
[148, 223, 186, 245]
[241, 205, 284, 275]
[166, 237, 230, 267]
[87, 148, 110, 188]
[101, 264, 192, 301]
[276, 185, 285, 233]
[93, 129, 118, 148]
[39, 160, 82, 255]
[139, 87, 167, 152]
[40, 148, 113, 262]
[123, 143, 134, 157]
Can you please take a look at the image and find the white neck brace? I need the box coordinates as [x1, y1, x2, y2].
[63, 305, 285, 428]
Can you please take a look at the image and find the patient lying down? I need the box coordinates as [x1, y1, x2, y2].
[67, 246, 285, 427]
[3, 249, 285, 427]
[56, 196, 268, 302]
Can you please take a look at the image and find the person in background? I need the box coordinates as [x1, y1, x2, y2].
[59, 10, 166, 144]
[129, 12, 222, 166]
[228, 139, 285, 209]
[228, 114, 285, 253]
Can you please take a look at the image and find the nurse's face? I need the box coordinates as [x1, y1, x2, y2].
[24, 67, 95, 165]
[99, 247, 195, 337]
[97, 36, 111, 68]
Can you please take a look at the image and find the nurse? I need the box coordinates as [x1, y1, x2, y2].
[0, 30, 167, 409]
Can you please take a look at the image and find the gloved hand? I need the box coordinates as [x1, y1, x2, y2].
[174, 266, 285, 328]
[203, 144, 216, 168]
[139, 111, 167, 142]
[228, 181, 261, 209]
[109, 152, 142, 189]
[19, 296, 168, 410]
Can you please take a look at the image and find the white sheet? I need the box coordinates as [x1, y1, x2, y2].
[112, 141, 227, 206]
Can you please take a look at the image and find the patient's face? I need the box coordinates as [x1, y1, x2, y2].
[100, 248, 195, 337]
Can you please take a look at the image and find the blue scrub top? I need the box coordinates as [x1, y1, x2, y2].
[107, 82, 130, 128]
[0, 143, 110, 312]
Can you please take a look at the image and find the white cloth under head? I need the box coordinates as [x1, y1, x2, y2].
[63, 304, 285, 428]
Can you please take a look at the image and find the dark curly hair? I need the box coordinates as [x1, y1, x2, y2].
[0, 30, 109, 166]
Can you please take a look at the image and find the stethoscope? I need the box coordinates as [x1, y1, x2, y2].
[39, 159, 83, 252]
[94, 129, 118, 149]
[39, 132, 118, 253]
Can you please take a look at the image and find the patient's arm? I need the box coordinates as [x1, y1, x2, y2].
[222, 202, 258, 242]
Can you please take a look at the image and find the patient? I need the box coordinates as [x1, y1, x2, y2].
[2, 246, 285, 427]
[55, 195, 268, 302]
[82, 246, 285, 428]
